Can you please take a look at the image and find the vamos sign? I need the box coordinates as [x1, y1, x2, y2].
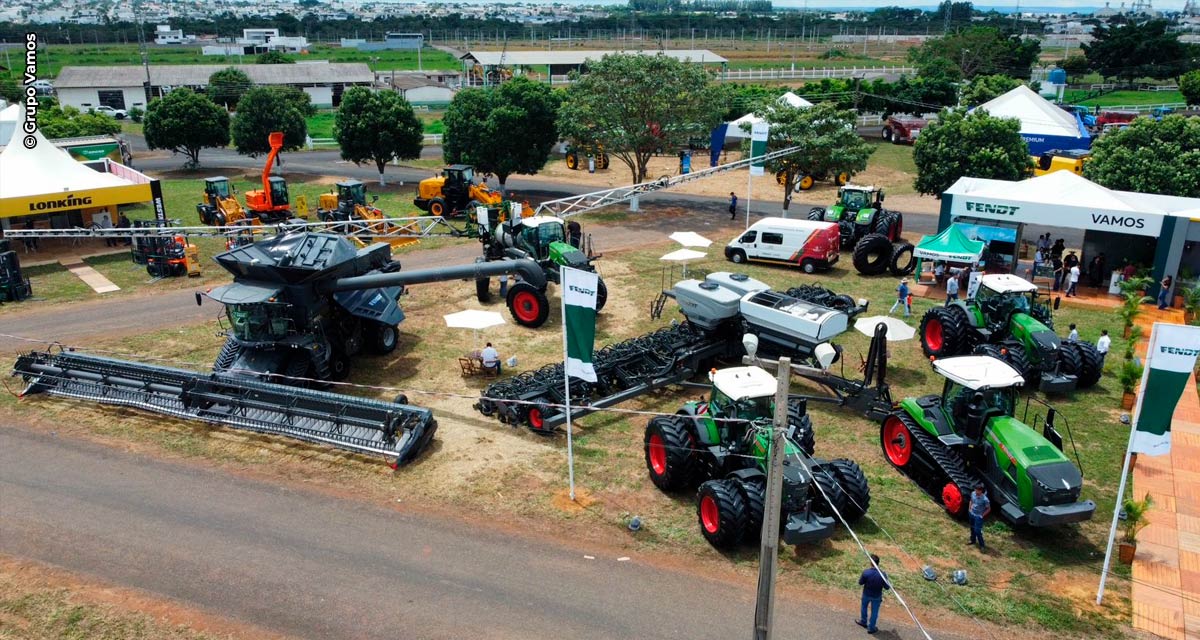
[952, 199, 1163, 237]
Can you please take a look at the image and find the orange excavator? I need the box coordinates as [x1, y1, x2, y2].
[244, 132, 293, 223]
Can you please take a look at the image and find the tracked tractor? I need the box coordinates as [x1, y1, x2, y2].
[474, 214, 607, 316]
[197, 177, 253, 227]
[880, 355, 1095, 526]
[920, 274, 1102, 394]
[243, 132, 294, 223]
[414, 165, 504, 218]
[645, 366, 871, 550]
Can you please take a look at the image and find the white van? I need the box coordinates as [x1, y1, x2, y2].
[724, 217, 840, 273]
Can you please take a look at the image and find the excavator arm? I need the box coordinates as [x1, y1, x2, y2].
[261, 132, 285, 209]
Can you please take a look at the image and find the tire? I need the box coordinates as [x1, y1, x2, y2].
[475, 276, 490, 303]
[466, 199, 483, 215]
[889, 242, 915, 276]
[1072, 341, 1104, 388]
[880, 412, 918, 470]
[834, 172, 850, 186]
[213, 338, 241, 372]
[852, 233, 892, 276]
[889, 211, 904, 241]
[506, 282, 550, 328]
[197, 204, 213, 226]
[284, 353, 311, 384]
[644, 416, 699, 492]
[787, 399, 816, 456]
[920, 308, 966, 358]
[696, 479, 747, 550]
[941, 482, 969, 518]
[393, 393, 409, 405]
[599, 154, 609, 170]
[736, 478, 767, 539]
[1058, 340, 1083, 378]
[595, 277, 608, 312]
[876, 210, 903, 242]
[1002, 342, 1037, 389]
[811, 463, 848, 519]
[829, 458, 871, 522]
[214, 211, 227, 227]
[429, 198, 447, 217]
[801, 259, 816, 274]
[807, 207, 824, 221]
[882, 127, 893, 141]
[728, 249, 746, 265]
[369, 323, 399, 355]
[796, 175, 815, 191]
[566, 152, 579, 170]
[775, 170, 788, 186]
[329, 351, 351, 381]
[973, 343, 1006, 362]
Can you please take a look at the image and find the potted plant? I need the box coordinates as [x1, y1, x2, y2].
[1123, 326, 1144, 361]
[1119, 359, 1144, 410]
[1119, 493, 1154, 564]
[1181, 286, 1200, 325]
[1117, 290, 1152, 338]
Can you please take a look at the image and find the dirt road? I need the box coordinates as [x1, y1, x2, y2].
[0, 425, 964, 640]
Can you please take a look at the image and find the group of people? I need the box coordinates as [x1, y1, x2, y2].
[1031, 233, 1116, 298]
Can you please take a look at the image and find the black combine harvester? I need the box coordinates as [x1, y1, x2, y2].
[476, 272, 896, 431]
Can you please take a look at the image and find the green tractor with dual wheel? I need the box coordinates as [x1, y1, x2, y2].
[644, 366, 871, 550]
[920, 274, 1102, 394]
[808, 186, 913, 277]
[880, 355, 1095, 526]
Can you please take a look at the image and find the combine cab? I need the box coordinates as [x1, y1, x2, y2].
[414, 165, 504, 218]
[645, 367, 870, 549]
[243, 132, 294, 223]
[196, 177, 253, 227]
[1032, 149, 1091, 177]
[881, 356, 1094, 526]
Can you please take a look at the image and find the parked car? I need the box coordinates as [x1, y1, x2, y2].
[91, 105, 128, 120]
[30, 79, 54, 95]
[882, 115, 927, 144]
[725, 217, 841, 274]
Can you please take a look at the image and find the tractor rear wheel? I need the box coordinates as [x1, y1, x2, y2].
[429, 198, 447, 217]
[920, 308, 966, 358]
[213, 338, 242, 372]
[830, 458, 871, 522]
[475, 276, 490, 303]
[736, 477, 767, 538]
[852, 233, 893, 276]
[889, 242, 915, 276]
[786, 399, 816, 456]
[881, 412, 918, 469]
[644, 416, 699, 492]
[811, 463, 849, 519]
[697, 479, 747, 550]
[506, 283, 550, 328]
[1002, 342, 1037, 388]
[1071, 341, 1104, 388]
[596, 277, 608, 312]
[807, 207, 825, 222]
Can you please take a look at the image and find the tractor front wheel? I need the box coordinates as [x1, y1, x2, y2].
[429, 198, 447, 217]
[786, 399, 816, 456]
[736, 478, 767, 538]
[807, 207, 825, 222]
[920, 308, 966, 358]
[1070, 341, 1104, 388]
[506, 282, 550, 328]
[644, 416, 699, 492]
[697, 479, 747, 550]
[830, 458, 871, 522]
[811, 464, 849, 519]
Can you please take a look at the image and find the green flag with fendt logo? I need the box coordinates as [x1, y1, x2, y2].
[1130, 324, 1200, 456]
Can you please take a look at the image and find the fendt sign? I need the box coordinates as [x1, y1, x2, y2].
[951, 198, 1162, 237]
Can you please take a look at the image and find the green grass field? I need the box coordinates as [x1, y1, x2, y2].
[1061, 89, 1186, 108]
[304, 111, 445, 139]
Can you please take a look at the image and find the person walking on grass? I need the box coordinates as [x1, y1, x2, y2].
[889, 278, 911, 317]
[969, 485, 991, 550]
[945, 272, 959, 305]
[1097, 329, 1111, 368]
[856, 554, 890, 635]
[1067, 323, 1079, 342]
[728, 192, 738, 220]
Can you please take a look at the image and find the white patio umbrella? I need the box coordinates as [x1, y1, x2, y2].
[853, 315, 916, 341]
[669, 231, 713, 249]
[444, 309, 506, 350]
[661, 248, 707, 277]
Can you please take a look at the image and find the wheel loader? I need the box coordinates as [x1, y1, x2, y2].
[413, 165, 503, 218]
[316, 180, 419, 249]
[919, 274, 1102, 394]
[196, 177, 254, 227]
[644, 366, 871, 550]
[880, 355, 1095, 526]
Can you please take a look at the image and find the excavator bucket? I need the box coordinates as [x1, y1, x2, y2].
[268, 131, 284, 153]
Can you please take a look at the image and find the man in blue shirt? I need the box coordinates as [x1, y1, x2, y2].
[856, 554, 890, 634]
[729, 192, 738, 220]
[969, 485, 991, 550]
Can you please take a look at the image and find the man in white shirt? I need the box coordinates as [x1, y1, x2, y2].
[1067, 323, 1079, 341]
[480, 342, 501, 374]
[1096, 330, 1111, 366]
[1067, 264, 1081, 297]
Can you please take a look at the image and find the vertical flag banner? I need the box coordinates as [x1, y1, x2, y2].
[561, 267, 598, 382]
[749, 122, 769, 177]
[1131, 324, 1200, 456]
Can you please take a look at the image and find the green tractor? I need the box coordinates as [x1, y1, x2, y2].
[475, 214, 607, 319]
[880, 355, 1095, 526]
[808, 185, 912, 277]
[920, 274, 1102, 394]
[644, 366, 871, 550]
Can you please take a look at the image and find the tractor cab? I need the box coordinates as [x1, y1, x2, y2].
[828, 185, 883, 225]
[974, 274, 1051, 329]
[510, 216, 590, 270]
[204, 177, 232, 203]
[933, 356, 1023, 444]
[708, 366, 777, 447]
[442, 164, 477, 202]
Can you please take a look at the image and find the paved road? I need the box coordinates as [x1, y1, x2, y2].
[0, 426, 961, 640]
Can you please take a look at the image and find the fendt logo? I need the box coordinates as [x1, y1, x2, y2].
[964, 201, 1020, 215]
[1092, 214, 1146, 229]
[1161, 346, 1200, 357]
[568, 285, 596, 297]
[28, 194, 93, 211]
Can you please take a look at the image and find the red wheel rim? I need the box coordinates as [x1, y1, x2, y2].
[926, 318, 944, 352]
[700, 495, 720, 534]
[529, 408, 543, 429]
[883, 416, 912, 467]
[942, 483, 964, 515]
[648, 433, 667, 475]
[512, 291, 541, 324]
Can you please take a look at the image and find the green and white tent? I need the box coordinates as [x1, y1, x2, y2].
[914, 225, 986, 264]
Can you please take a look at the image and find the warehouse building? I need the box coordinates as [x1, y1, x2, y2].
[54, 63, 374, 111]
[459, 49, 727, 87]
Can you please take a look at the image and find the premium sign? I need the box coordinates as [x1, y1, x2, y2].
[949, 196, 1162, 237]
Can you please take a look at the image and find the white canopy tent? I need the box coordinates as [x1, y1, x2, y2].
[778, 92, 814, 108]
[971, 85, 1090, 154]
[0, 103, 18, 148]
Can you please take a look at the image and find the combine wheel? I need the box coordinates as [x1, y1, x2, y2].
[920, 308, 966, 358]
[880, 412, 917, 469]
[852, 233, 893, 276]
[644, 416, 699, 491]
[796, 175, 816, 191]
[393, 394, 409, 405]
[807, 207, 825, 222]
[696, 479, 747, 550]
[369, 323, 399, 355]
[329, 351, 351, 381]
[506, 282, 550, 328]
[829, 459, 871, 522]
[786, 399, 816, 456]
[213, 338, 242, 372]
[475, 276, 491, 303]
[811, 464, 848, 519]
[889, 242, 915, 276]
[428, 198, 447, 217]
[596, 277, 608, 312]
[735, 477, 767, 537]
[1071, 341, 1104, 388]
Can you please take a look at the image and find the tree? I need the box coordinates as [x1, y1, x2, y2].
[909, 27, 1040, 80]
[1061, 55, 1090, 77]
[443, 77, 562, 192]
[0, 74, 20, 103]
[1083, 21, 1190, 83]
[256, 50, 294, 64]
[913, 108, 1030, 197]
[273, 85, 316, 118]
[207, 67, 251, 109]
[960, 74, 1020, 106]
[230, 87, 307, 156]
[334, 87, 423, 186]
[1083, 116, 1200, 198]
[753, 102, 872, 215]
[143, 88, 231, 168]
[1181, 70, 1200, 107]
[35, 104, 122, 138]
[557, 53, 726, 184]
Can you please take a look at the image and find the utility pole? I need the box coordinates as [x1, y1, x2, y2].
[747, 338, 789, 640]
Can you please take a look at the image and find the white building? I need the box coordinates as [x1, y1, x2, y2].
[387, 74, 454, 105]
[154, 25, 196, 45]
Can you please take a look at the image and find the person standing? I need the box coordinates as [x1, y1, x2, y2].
[1158, 275, 1173, 310]
[117, 211, 133, 246]
[889, 278, 911, 317]
[1051, 238, 1065, 261]
[1097, 329, 1111, 367]
[480, 342, 502, 375]
[968, 485, 991, 550]
[856, 554, 890, 635]
[728, 192, 738, 220]
[945, 273, 959, 304]
[1067, 263, 1081, 297]
[934, 261, 945, 285]
[1067, 323, 1079, 341]
[1064, 250, 1079, 271]
[1032, 248, 1044, 278]
[1051, 256, 1064, 292]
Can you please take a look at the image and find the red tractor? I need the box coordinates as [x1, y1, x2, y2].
[882, 116, 928, 144]
[1094, 110, 1138, 131]
[243, 132, 293, 223]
